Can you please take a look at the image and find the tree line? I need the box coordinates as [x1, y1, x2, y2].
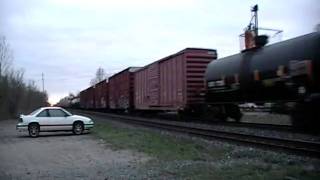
[0, 36, 48, 120]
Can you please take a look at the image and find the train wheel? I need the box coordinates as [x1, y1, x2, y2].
[177, 110, 190, 121]
[291, 95, 320, 133]
[205, 105, 228, 122]
[291, 103, 307, 130]
[225, 104, 243, 122]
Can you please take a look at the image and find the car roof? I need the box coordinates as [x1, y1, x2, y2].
[40, 106, 63, 110]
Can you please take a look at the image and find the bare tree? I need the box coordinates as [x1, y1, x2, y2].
[90, 67, 107, 86]
[0, 36, 13, 76]
[315, 23, 320, 32]
[68, 92, 75, 98]
[0, 35, 48, 119]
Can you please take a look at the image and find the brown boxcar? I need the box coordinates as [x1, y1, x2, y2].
[79, 89, 87, 108]
[93, 79, 109, 109]
[109, 67, 141, 110]
[87, 86, 95, 109]
[134, 48, 217, 112]
[79, 86, 95, 109]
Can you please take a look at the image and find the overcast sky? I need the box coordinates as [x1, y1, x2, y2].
[1, 0, 319, 104]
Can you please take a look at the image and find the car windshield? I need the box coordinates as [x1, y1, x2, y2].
[29, 108, 42, 116]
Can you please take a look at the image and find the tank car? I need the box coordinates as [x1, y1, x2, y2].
[205, 32, 320, 130]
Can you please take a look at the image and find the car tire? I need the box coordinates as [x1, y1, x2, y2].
[28, 123, 39, 138]
[73, 122, 83, 135]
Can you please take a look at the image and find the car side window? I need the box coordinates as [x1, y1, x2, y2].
[37, 110, 49, 117]
[48, 109, 67, 117]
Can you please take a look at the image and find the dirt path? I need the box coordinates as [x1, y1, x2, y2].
[0, 120, 148, 180]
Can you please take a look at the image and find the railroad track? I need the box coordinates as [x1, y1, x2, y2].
[74, 109, 320, 158]
[211, 121, 293, 131]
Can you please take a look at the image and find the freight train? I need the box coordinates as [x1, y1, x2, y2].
[80, 48, 217, 113]
[78, 31, 319, 131]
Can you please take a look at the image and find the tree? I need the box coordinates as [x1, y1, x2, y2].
[0, 36, 13, 76]
[315, 23, 320, 32]
[0, 35, 48, 119]
[90, 67, 107, 86]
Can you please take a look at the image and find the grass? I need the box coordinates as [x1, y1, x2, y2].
[92, 120, 320, 180]
[93, 122, 227, 161]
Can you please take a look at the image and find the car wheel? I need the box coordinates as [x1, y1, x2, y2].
[28, 123, 39, 138]
[73, 122, 83, 135]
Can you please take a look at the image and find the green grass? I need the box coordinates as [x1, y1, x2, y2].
[93, 122, 227, 161]
[92, 121, 320, 180]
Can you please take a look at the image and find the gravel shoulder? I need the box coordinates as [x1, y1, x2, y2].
[0, 119, 149, 180]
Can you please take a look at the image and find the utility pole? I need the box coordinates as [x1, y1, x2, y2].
[42, 73, 45, 92]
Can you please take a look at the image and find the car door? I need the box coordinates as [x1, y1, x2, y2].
[47, 109, 73, 130]
[36, 109, 52, 131]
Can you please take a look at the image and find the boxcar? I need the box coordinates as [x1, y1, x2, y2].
[93, 79, 109, 110]
[79, 86, 95, 109]
[134, 48, 217, 113]
[79, 88, 87, 109]
[86, 86, 95, 109]
[109, 67, 141, 111]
